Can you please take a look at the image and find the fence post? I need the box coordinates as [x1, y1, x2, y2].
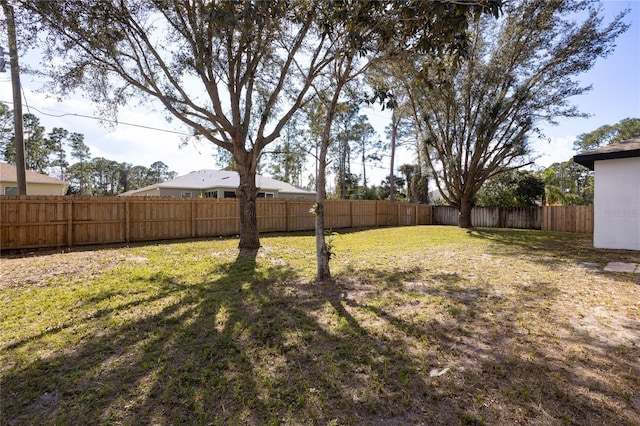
[66, 198, 73, 247]
[125, 200, 130, 243]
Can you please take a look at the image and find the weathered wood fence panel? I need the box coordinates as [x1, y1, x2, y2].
[472, 207, 541, 229]
[432, 205, 590, 232]
[0, 196, 594, 251]
[433, 206, 460, 226]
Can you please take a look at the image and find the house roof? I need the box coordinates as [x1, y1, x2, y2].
[0, 162, 68, 185]
[120, 169, 315, 196]
[573, 137, 640, 170]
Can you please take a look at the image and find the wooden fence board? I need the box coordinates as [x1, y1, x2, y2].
[286, 201, 315, 231]
[541, 206, 594, 233]
[325, 200, 352, 229]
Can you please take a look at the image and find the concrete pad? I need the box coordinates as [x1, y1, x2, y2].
[603, 262, 639, 273]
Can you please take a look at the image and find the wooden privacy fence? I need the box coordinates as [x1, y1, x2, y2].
[541, 205, 594, 233]
[0, 196, 594, 251]
[432, 205, 593, 233]
[432, 206, 541, 229]
[0, 196, 433, 250]
[433, 206, 593, 234]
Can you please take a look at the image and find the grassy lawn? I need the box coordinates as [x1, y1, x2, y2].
[1, 226, 639, 425]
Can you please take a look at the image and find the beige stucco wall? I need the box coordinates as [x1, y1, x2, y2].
[279, 192, 316, 200]
[1, 181, 67, 195]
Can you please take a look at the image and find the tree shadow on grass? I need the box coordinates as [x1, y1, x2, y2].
[468, 228, 640, 284]
[468, 228, 640, 264]
[2, 246, 639, 425]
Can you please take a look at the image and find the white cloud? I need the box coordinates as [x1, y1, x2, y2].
[531, 134, 577, 168]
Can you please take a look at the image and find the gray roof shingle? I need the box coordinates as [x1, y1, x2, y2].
[573, 137, 640, 170]
[121, 170, 315, 195]
[0, 162, 68, 185]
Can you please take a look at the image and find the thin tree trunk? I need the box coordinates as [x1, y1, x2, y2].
[389, 111, 398, 201]
[315, 134, 331, 281]
[2, 1, 27, 195]
[361, 146, 367, 187]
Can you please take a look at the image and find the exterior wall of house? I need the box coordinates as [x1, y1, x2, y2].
[158, 187, 200, 198]
[279, 192, 316, 200]
[131, 187, 162, 197]
[593, 157, 640, 250]
[1, 181, 67, 195]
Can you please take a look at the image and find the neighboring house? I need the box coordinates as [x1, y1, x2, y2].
[0, 162, 69, 195]
[573, 137, 640, 251]
[119, 169, 316, 200]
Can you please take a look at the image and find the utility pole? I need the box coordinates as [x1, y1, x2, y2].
[1, 0, 27, 195]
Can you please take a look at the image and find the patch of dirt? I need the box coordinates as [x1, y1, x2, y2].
[568, 306, 640, 346]
[0, 249, 128, 289]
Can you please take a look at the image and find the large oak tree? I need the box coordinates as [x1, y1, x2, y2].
[399, 0, 627, 227]
[22, 0, 336, 248]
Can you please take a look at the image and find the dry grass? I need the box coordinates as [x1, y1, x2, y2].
[1, 226, 639, 425]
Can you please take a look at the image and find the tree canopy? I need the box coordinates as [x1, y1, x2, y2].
[389, 0, 627, 227]
[574, 117, 640, 152]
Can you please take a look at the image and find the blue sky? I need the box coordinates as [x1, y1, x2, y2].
[531, 0, 640, 167]
[1, 1, 638, 184]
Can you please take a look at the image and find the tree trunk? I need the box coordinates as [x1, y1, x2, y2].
[3, 1, 27, 195]
[361, 149, 367, 188]
[315, 202, 331, 281]
[389, 111, 398, 201]
[236, 158, 260, 250]
[315, 140, 331, 281]
[458, 196, 473, 229]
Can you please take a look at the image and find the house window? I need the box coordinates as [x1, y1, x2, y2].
[223, 191, 236, 198]
[257, 192, 275, 198]
[181, 191, 192, 198]
[3, 186, 18, 195]
[204, 191, 218, 199]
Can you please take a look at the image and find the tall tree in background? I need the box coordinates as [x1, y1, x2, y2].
[400, 0, 627, 227]
[384, 107, 414, 201]
[542, 161, 594, 205]
[267, 114, 307, 187]
[46, 127, 69, 181]
[573, 117, 640, 152]
[2, 113, 53, 173]
[344, 108, 378, 190]
[147, 161, 176, 185]
[25, 0, 339, 249]
[68, 133, 91, 195]
[0, 103, 12, 145]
